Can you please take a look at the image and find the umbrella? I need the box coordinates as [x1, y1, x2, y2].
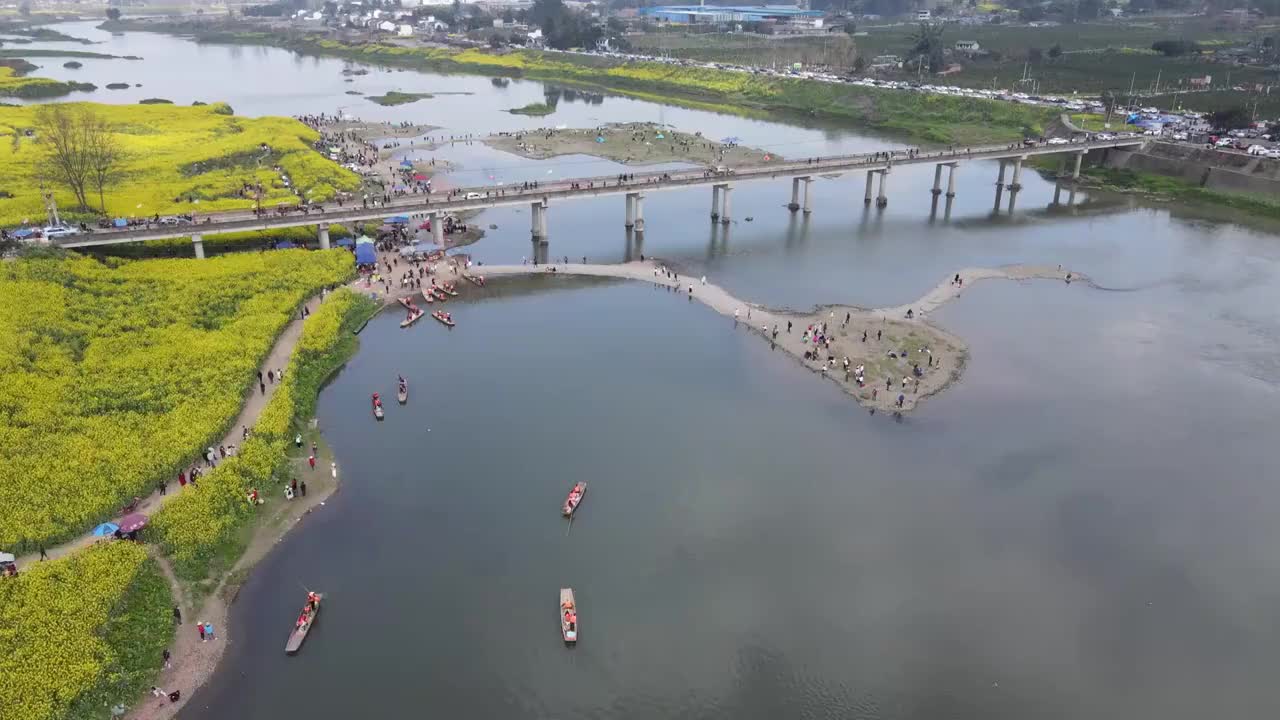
[336, 237, 355, 248]
[118, 513, 148, 533]
[413, 173, 428, 181]
[92, 522, 120, 536]
[399, 159, 413, 168]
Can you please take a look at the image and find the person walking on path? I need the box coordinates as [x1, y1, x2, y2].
[39, 546, 47, 561]
[309, 455, 316, 470]
[158, 480, 166, 496]
[173, 606, 182, 625]
[198, 623, 206, 642]
[301, 480, 307, 497]
[162, 649, 171, 669]
[204, 621, 215, 640]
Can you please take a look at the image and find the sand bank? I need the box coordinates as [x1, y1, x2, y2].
[484, 122, 781, 168]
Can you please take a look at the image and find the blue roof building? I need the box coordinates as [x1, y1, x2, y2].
[640, 5, 825, 25]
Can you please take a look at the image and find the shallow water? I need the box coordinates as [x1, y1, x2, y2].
[22, 21, 1280, 718]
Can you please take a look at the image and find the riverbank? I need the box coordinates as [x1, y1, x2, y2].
[484, 122, 779, 168]
[99, 19, 1056, 146]
[381, 259, 1081, 413]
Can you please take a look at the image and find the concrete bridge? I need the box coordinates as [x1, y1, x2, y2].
[59, 137, 1144, 256]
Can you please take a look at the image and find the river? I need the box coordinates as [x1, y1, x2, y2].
[21, 22, 1280, 718]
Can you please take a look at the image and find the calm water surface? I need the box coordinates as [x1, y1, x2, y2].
[24, 22, 1280, 718]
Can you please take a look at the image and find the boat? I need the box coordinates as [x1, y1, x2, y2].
[432, 310, 455, 327]
[465, 274, 485, 287]
[399, 307, 424, 328]
[285, 592, 323, 655]
[560, 588, 578, 644]
[397, 377, 408, 404]
[430, 287, 449, 301]
[421, 289, 435, 304]
[441, 283, 459, 297]
[562, 481, 586, 517]
[372, 393, 384, 420]
[397, 297, 413, 310]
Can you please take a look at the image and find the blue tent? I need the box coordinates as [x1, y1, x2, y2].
[275, 240, 299, 250]
[400, 159, 414, 168]
[336, 237, 355, 248]
[92, 522, 120, 536]
[12, 229, 34, 239]
[113, 218, 128, 228]
[385, 215, 409, 224]
[354, 244, 376, 265]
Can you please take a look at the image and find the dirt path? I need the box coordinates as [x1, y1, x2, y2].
[16, 304, 313, 567]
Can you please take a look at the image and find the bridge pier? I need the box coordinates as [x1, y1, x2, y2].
[317, 223, 330, 251]
[945, 163, 957, 199]
[864, 171, 874, 205]
[1008, 156, 1025, 192]
[710, 184, 723, 222]
[1072, 150, 1084, 181]
[430, 211, 444, 245]
[530, 201, 548, 241]
[1053, 182, 1062, 206]
[625, 193, 637, 229]
[788, 176, 812, 213]
[875, 169, 889, 208]
[931, 164, 944, 196]
[633, 193, 645, 231]
[192, 233, 205, 260]
[720, 185, 734, 225]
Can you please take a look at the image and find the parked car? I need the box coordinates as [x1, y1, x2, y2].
[42, 225, 79, 239]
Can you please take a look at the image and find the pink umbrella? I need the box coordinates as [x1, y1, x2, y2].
[118, 512, 148, 533]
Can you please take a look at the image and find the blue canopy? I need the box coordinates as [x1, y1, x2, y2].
[355, 244, 376, 264]
[275, 240, 299, 250]
[385, 215, 409, 224]
[113, 218, 128, 228]
[399, 159, 414, 168]
[12, 229, 34, 238]
[336, 237, 355, 247]
[92, 522, 120, 536]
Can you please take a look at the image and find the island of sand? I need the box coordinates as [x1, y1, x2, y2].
[379, 257, 1081, 414]
[484, 122, 781, 168]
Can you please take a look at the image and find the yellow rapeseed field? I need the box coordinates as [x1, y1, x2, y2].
[0, 542, 173, 720]
[0, 103, 360, 226]
[0, 250, 354, 549]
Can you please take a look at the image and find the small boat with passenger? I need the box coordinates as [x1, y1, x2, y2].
[397, 376, 408, 404]
[560, 588, 578, 644]
[432, 310, 455, 327]
[285, 591, 323, 655]
[465, 274, 485, 287]
[371, 393, 384, 420]
[562, 481, 586, 517]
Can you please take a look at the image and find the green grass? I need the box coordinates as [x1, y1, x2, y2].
[508, 101, 555, 116]
[0, 49, 140, 59]
[366, 90, 433, 106]
[1082, 166, 1280, 220]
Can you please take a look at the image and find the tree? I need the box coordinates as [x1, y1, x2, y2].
[106, 7, 121, 20]
[1075, 0, 1103, 20]
[34, 105, 93, 211]
[1151, 39, 1200, 56]
[1028, 46, 1043, 62]
[1048, 43, 1063, 59]
[488, 33, 504, 48]
[853, 55, 866, 72]
[1209, 106, 1252, 131]
[908, 22, 945, 73]
[83, 113, 124, 213]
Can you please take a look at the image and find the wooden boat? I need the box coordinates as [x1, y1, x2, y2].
[465, 274, 485, 287]
[399, 308, 424, 328]
[441, 283, 459, 297]
[397, 378, 408, 404]
[421, 289, 435, 304]
[430, 287, 449, 301]
[560, 588, 578, 644]
[372, 393, 384, 420]
[285, 592, 323, 655]
[431, 310, 455, 327]
[562, 481, 586, 517]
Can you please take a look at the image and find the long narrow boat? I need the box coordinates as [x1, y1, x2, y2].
[372, 393, 384, 420]
[560, 588, 578, 644]
[397, 297, 414, 310]
[421, 289, 435, 304]
[397, 378, 408, 404]
[400, 309, 424, 328]
[285, 592, 323, 655]
[440, 283, 459, 297]
[430, 287, 449, 301]
[432, 310, 455, 327]
[562, 481, 586, 517]
[464, 274, 485, 287]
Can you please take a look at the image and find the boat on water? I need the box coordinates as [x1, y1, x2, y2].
[560, 588, 578, 644]
[441, 283, 459, 297]
[400, 308, 424, 328]
[432, 310, 455, 327]
[397, 376, 408, 404]
[562, 481, 586, 517]
[372, 393, 384, 420]
[465, 274, 485, 287]
[430, 287, 449, 301]
[421, 289, 435, 304]
[285, 591, 323, 655]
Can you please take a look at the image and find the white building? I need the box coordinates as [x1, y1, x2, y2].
[377, 19, 396, 32]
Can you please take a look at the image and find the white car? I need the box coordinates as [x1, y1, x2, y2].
[464, 192, 483, 200]
[43, 225, 79, 239]
[1047, 137, 1068, 145]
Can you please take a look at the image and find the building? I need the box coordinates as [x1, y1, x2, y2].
[639, 5, 824, 27]
[953, 40, 980, 53]
[915, 9, 930, 20]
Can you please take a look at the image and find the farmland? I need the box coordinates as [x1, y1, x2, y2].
[0, 103, 360, 227]
[0, 250, 354, 550]
[0, 542, 173, 720]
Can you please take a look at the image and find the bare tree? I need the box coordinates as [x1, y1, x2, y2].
[34, 105, 92, 211]
[83, 112, 124, 213]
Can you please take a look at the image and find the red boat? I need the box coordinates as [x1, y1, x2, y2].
[432, 310, 455, 327]
[372, 393, 384, 420]
[562, 482, 586, 517]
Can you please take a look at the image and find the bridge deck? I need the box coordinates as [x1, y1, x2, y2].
[60, 138, 1141, 249]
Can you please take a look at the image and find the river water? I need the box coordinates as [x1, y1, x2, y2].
[21, 22, 1280, 719]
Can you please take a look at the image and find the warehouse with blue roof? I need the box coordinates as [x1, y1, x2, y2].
[640, 5, 825, 26]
